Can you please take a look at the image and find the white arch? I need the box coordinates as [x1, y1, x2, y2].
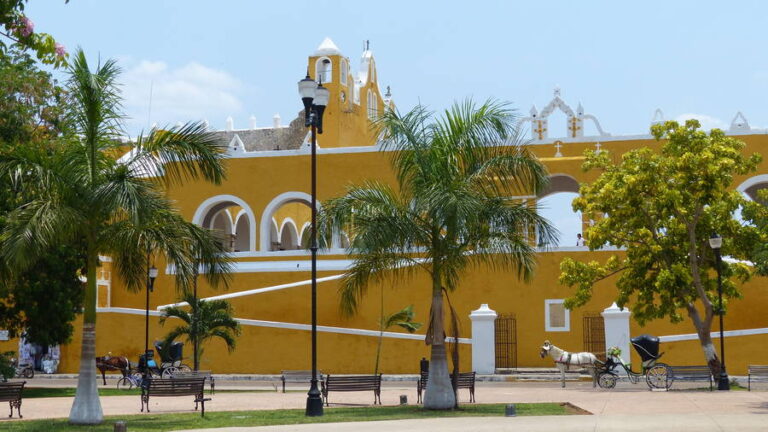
[260, 192, 320, 251]
[315, 56, 332, 83]
[192, 194, 257, 251]
[299, 222, 311, 247]
[538, 173, 580, 198]
[279, 218, 300, 250]
[736, 175, 768, 201]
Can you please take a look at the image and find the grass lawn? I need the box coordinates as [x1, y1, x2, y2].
[2, 403, 583, 431]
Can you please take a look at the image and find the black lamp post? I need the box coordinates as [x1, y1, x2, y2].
[709, 233, 730, 391]
[298, 72, 329, 417]
[145, 264, 158, 377]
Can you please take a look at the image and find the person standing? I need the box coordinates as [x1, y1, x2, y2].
[576, 233, 586, 246]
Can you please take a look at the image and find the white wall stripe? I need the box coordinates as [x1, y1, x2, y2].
[659, 327, 768, 342]
[96, 307, 470, 344]
[156, 274, 345, 310]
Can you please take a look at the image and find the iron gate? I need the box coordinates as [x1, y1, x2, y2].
[494, 314, 517, 369]
[583, 314, 606, 361]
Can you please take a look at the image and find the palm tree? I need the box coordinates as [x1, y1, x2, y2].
[321, 100, 555, 409]
[0, 49, 231, 424]
[374, 304, 421, 376]
[159, 291, 241, 370]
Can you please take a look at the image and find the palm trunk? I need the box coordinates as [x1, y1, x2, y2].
[68, 251, 103, 425]
[424, 287, 456, 409]
[374, 285, 384, 375]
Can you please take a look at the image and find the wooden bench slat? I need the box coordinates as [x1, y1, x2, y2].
[141, 377, 209, 417]
[280, 370, 323, 393]
[417, 371, 476, 403]
[321, 375, 382, 406]
[0, 381, 25, 418]
[748, 364, 768, 391]
[668, 365, 712, 391]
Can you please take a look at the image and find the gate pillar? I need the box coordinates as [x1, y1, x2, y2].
[469, 304, 497, 374]
[601, 302, 631, 364]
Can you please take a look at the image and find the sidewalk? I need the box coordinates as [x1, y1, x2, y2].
[176, 414, 768, 432]
[5, 378, 768, 426]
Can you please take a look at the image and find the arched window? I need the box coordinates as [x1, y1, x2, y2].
[367, 90, 378, 120]
[315, 57, 332, 84]
[340, 59, 348, 86]
[370, 60, 376, 82]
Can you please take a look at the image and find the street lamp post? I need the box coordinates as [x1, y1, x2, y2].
[298, 72, 329, 417]
[145, 264, 158, 377]
[709, 233, 730, 391]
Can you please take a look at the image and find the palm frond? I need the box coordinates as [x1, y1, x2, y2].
[128, 122, 228, 186]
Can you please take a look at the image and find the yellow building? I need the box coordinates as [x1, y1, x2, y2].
[4, 38, 768, 376]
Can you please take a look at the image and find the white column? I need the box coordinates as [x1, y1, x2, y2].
[469, 304, 497, 374]
[602, 302, 631, 364]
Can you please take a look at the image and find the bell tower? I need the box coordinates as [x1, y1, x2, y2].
[305, 38, 387, 148]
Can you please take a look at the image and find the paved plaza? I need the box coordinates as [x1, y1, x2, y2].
[4, 377, 768, 431]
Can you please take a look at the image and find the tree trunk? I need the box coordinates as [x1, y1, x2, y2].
[688, 304, 722, 377]
[68, 252, 103, 425]
[424, 289, 456, 409]
[698, 329, 722, 377]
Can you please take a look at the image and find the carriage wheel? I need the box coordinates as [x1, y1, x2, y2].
[161, 367, 178, 378]
[598, 372, 618, 389]
[116, 377, 133, 390]
[22, 367, 34, 379]
[646, 363, 671, 390]
[177, 364, 192, 373]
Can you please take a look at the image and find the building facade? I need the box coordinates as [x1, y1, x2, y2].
[3, 38, 768, 376]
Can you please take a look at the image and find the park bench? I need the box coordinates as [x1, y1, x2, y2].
[748, 365, 768, 391]
[0, 381, 25, 418]
[280, 370, 323, 393]
[141, 377, 210, 417]
[668, 365, 713, 390]
[321, 374, 381, 406]
[416, 371, 476, 403]
[173, 370, 215, 394]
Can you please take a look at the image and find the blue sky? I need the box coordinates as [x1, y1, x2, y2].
[25, 0, 768, 242]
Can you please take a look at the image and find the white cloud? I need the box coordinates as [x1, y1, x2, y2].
[674, 113, 727, 131]
[120, 59, 243, 135]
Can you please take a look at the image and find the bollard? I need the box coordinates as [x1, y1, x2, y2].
[505, 404, 516, 417]
[399, 395, 408, 405]
[114, 421, 127, 432]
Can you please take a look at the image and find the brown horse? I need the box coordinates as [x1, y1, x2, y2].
[95, 355, 129, 385]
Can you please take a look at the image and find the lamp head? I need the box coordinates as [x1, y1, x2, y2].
[709, 233, 723, 250]
[149, 266, 159, 280]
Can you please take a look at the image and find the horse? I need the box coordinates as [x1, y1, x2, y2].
[539, 340, 600, 388]
[95, 354, 129, 385]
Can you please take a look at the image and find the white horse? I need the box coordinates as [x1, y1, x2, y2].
[539, 340, 600, 388]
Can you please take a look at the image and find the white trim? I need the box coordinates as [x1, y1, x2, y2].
[315, 56, 333, 83]
[659, 327, 768, 342]
[157, 274, 346, 309]
[97, 306, 469, 344]
[278, 218, 300, 250]
[260, 192, 318, 251]
[192, 194, 257, 251]
[229, 259, 352, 273]
[545, 299, 570, 332]
[736, 174, 768, 201]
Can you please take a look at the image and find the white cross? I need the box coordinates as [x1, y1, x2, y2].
[595, 142, 602, 153]
[554, 141, 562, 157]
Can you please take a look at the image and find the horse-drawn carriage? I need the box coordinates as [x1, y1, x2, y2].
[113, 341, 192, 390]
[596, 334, 670, 390]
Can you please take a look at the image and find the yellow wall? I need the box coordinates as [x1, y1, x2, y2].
[21, 44, 768, 377]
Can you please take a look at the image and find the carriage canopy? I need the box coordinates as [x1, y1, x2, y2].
[630, 334, 660, 362]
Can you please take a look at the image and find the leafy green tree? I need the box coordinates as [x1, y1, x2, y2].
[159, 291, 241, 371]
[373, 304, 421, 376]
[0, 47, 84, 348]
[321, 100, 554, 409]
[559, 120, 760, 376]
[0, 49, 231, 425]
[0, 0, 68, 67]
